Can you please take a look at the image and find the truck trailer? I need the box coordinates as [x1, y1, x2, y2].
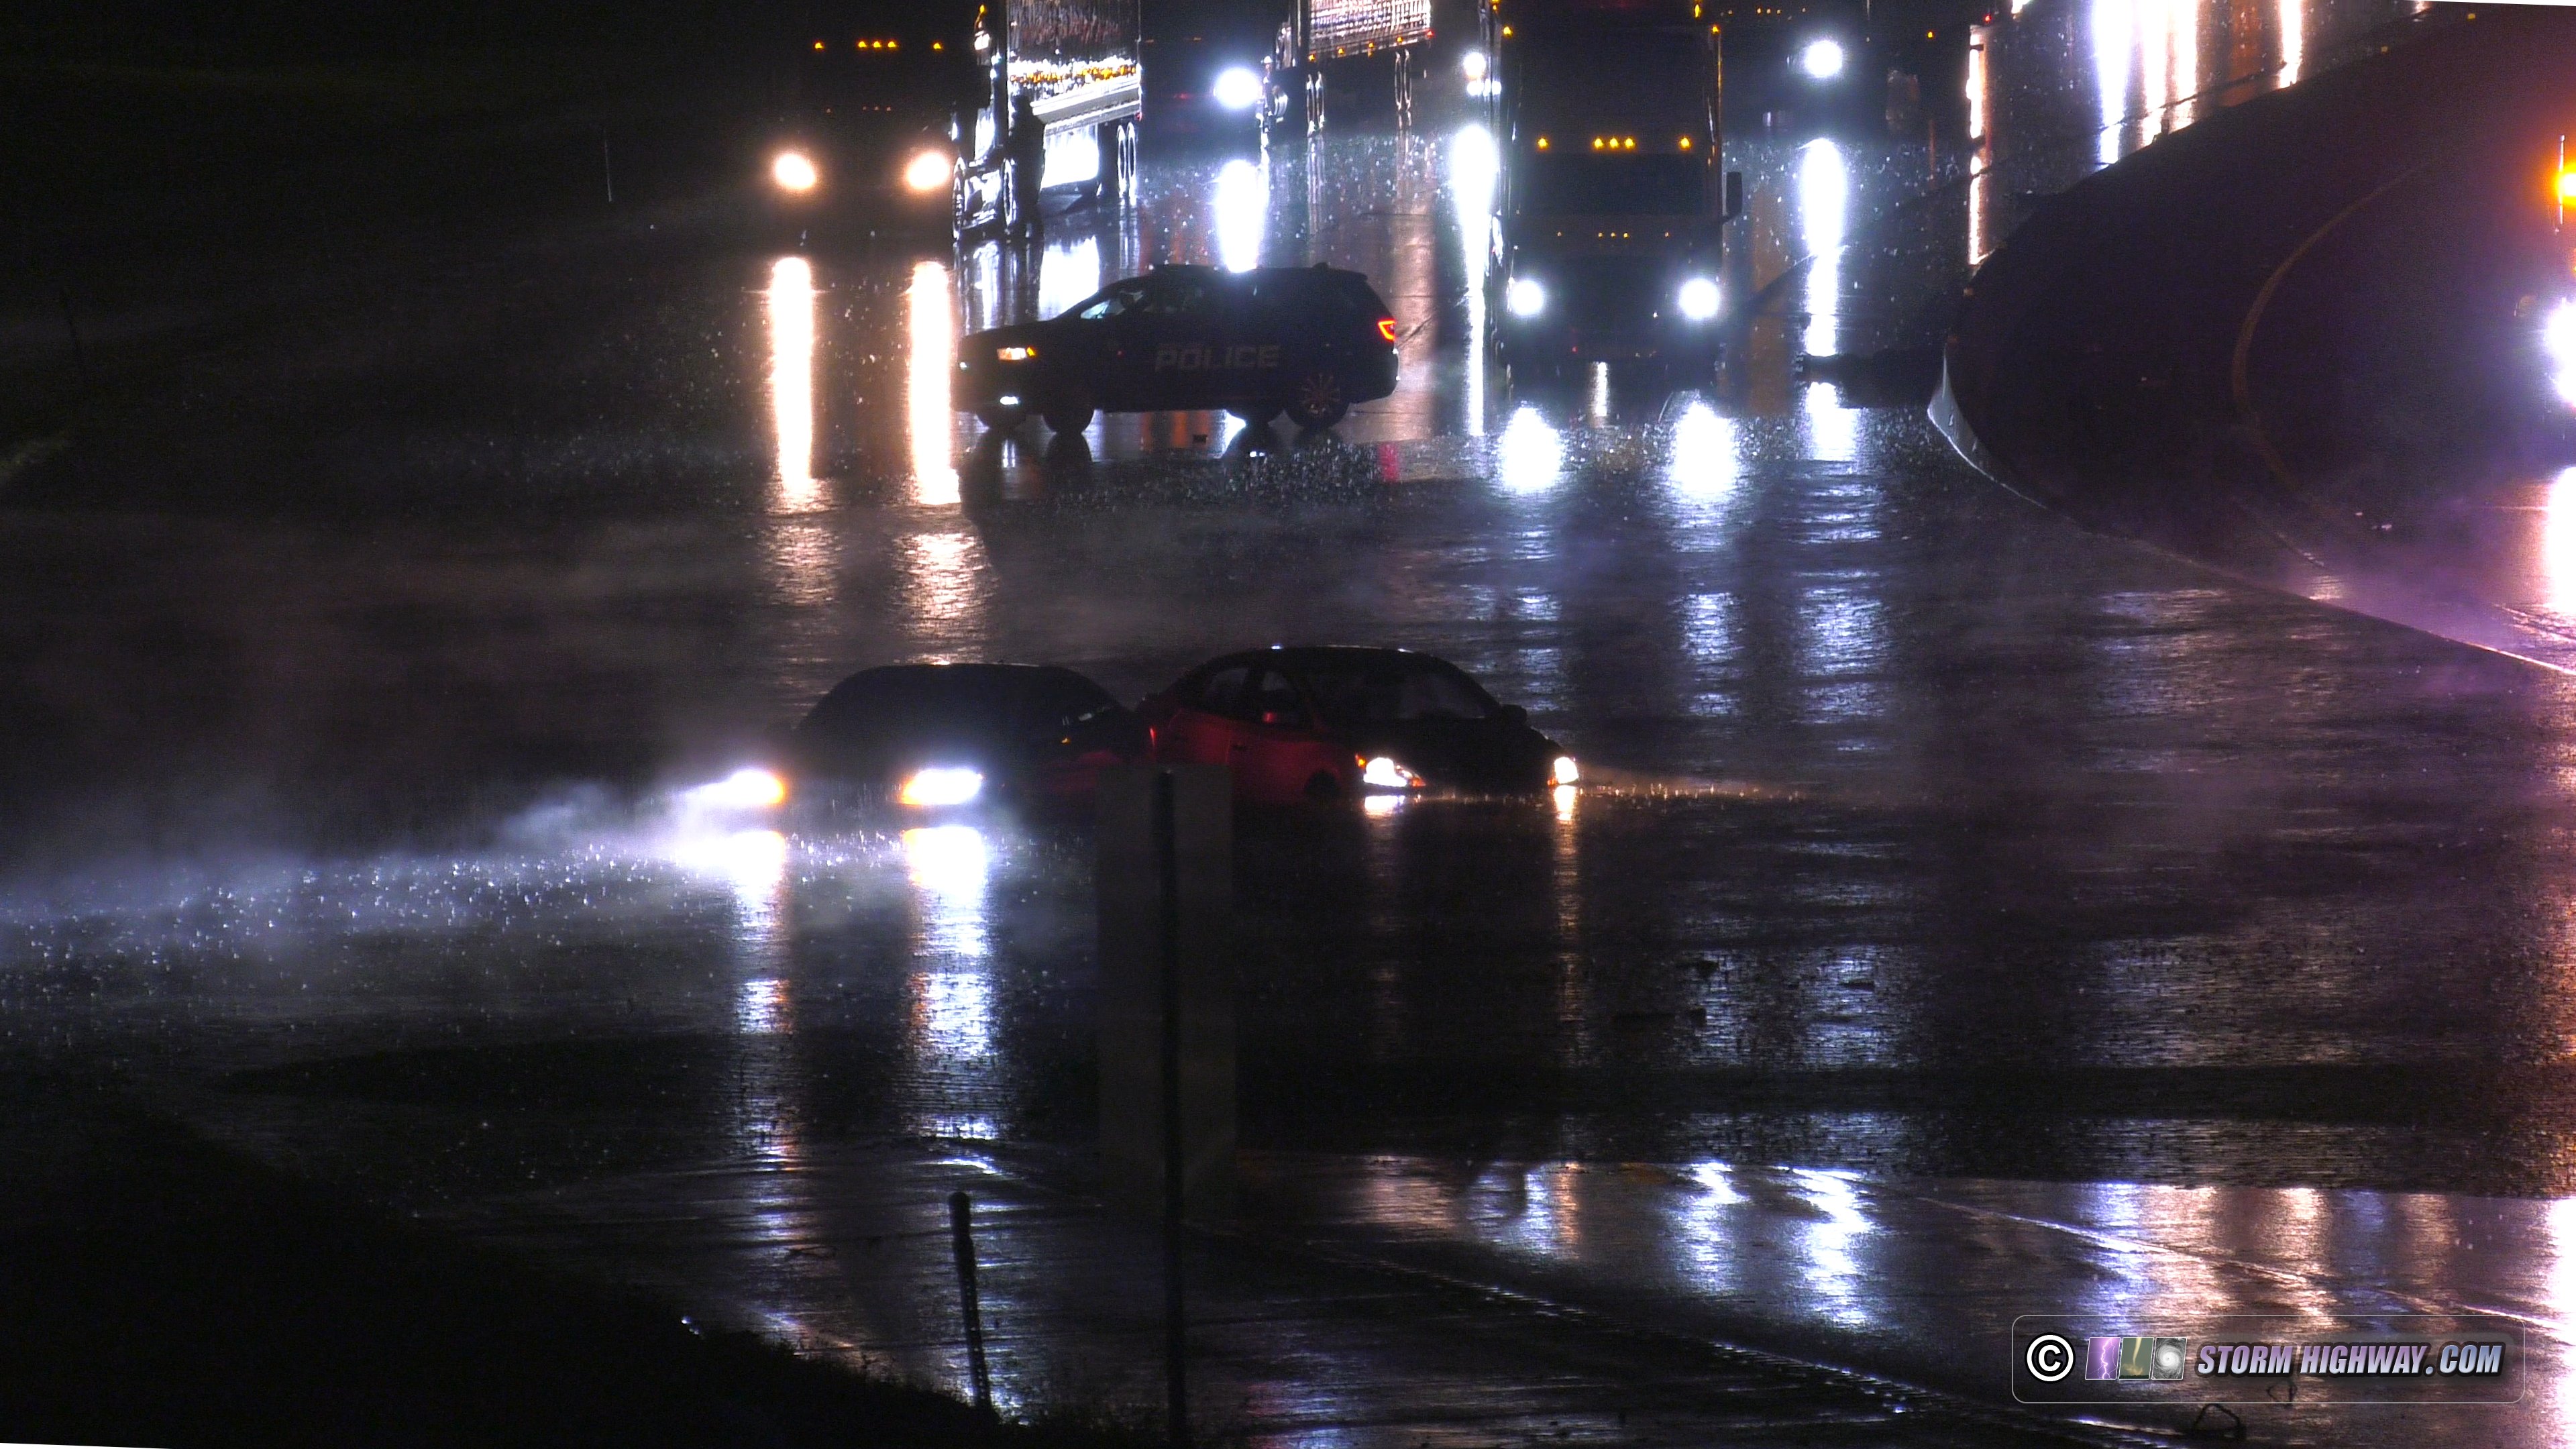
[1261, 0, 1437, 138]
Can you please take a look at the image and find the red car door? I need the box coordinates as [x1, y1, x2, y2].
[1156, 663, 1250, 769]
[1230, 667, 1348, 803]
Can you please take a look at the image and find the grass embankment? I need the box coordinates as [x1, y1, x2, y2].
[0, 1077, 1137, 1449]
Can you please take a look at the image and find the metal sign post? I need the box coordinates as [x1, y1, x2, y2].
[1095, 764, 1234, 1449]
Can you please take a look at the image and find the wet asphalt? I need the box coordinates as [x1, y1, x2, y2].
[7, 0, 2575, 1441]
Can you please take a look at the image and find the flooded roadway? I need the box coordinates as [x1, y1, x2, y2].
[7, 0, 2576, 1442]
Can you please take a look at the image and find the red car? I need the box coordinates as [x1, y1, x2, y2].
[1141, 647, 1580, 805]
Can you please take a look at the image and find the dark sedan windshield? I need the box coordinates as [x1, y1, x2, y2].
[1299, 658, 1499, 724]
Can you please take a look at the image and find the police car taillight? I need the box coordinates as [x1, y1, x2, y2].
[1376, 317, 1399, 344]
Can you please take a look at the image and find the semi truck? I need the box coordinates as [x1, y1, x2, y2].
[1489, 0, 1742, 380]
[763, 0, 1142, 239]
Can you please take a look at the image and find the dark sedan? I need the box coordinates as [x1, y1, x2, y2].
[784, 663, 1150, 812]
[1141, 646, 1579, 805]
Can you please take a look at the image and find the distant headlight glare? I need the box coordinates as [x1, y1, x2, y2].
[898, 767, 985, 807]
[1506, 277, 1547, 317]
[1213, 66, 1263, 110]
[1677, 277, 1721, 321]
[1552, 756, 1580, 786]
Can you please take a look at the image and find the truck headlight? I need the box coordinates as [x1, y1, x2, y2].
[1801, 38, 1845, 79]
[904, 150, 953, 193]
[1360, 756, 1424, 790]
[1552, 756, 1580, 786]
[1506, 277, 1547, 317]
[1214, 66, 1263, 110]
[772, 150, 819, 192]
[898, 767, 985, 807]
[1677, 278, 1721, 321]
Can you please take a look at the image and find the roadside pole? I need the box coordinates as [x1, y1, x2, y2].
[1095, 765, 1233, 1449]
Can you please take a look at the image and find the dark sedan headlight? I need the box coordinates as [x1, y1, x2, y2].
[1505, 277, 1547, 318]
[898, 767, 985, 807]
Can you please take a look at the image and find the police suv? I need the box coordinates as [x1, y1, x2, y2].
[954, 264, 1400, 434]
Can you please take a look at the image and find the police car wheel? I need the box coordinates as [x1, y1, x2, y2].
[1043, 405, 1094, 434]
[1285, 370, 1348, 430]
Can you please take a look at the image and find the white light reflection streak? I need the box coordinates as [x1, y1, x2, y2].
[904, 824, 998, 1137]
[2139, 0, 2168, 147]
[1968, 30, 1995, 266]
[1453, 125, 1500, 435]
[1791, 1168, 1875, 1328]
[1676, 1162, 1747, 1293]
[908, 260, 960, 505]
[2094, 0, 2131, 166]
[1216, 159, 1268, 272]
[1036, 233, 1103, 318]
[2171, 0, 2200, 131]
[904, 824, 990, 961]
[2543, 467, 2576, 616]
[737, 976, 788, 1034]
[1666, 401, 1737, 507]
[2546, 301, 2576, 408]
[1798, 142, 1858, 463]
[768, 258, 820, 511]
[2279, 0, 2305, 86]
[903, 531, 985, 648]
[1499, 405, 1564, 493]
[1798, 140, 1846, 358]
[675, 827, 790, 964]
[2545, 1197, 2576, 1433]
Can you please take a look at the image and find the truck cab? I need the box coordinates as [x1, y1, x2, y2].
[1491, 0, 1740, 381]
[764, 23, 975, 236]
[762, 0, 1142, 241]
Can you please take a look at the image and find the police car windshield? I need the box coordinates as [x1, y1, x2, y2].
[1068, 272, 1228, 320]
[1301, 659, 1499, 725]
[1068, 280, 1147, 321]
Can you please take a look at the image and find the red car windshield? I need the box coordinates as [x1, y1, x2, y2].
[1300, 659, 1498, 726]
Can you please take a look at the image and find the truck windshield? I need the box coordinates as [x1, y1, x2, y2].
[794, 50, 956, 112]
[1517, 154, 1707, 216]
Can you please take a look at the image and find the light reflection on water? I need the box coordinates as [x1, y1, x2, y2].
[1452, 125, 1499, 436]
[908, 259, 960, 506]
[2543, 468, 2576, 616]
[902, 824, 999, 1137]
[1666, 401, 1737, 506]
[1216, 158, 1269, 273]
[766, 258, 821, 513]
[1795, 140, 1860, 462]
[1498, 405, 1563, 493]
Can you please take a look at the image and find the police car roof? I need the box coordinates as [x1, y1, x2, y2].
[1149, 262, 1368, 282]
